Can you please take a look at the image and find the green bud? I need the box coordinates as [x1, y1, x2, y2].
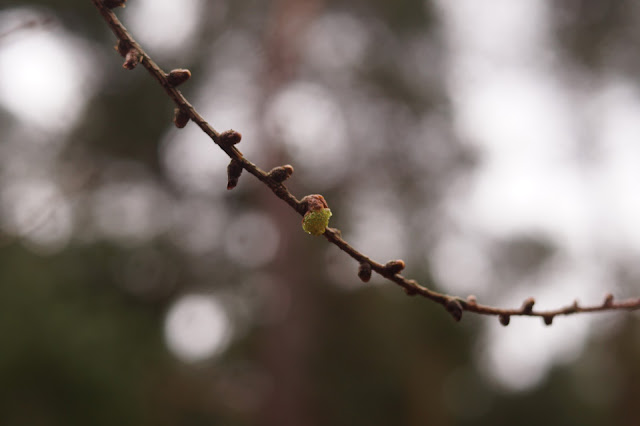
[302, 208, 332, 236]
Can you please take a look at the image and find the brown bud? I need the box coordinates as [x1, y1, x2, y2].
[384, 260, 405, 275]
[173, 108, 189, 128]
[268, 165, 294, 183]
[446, 299, 463, 322]
[404, 280, 419, 296]
[123, 48, 140, 70]
[219, 129, 242, 147]
[568, 300, 580, 313]
[300, 194, 329, 213]
[357, 262, 372, 283]
[404, 287, 418, 296]
[499, 314, 510, 326]
[167, 69, 191, 87]
[103, 0, 127, 9]
[543, 315, 554, 326]
[603, 293, 614, 307]
[227, 158, 243, 190]
[521, 297, 535, 314]
[115, 39, 131, 56]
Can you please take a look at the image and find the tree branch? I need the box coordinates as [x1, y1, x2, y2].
[91, 0, 640, 325]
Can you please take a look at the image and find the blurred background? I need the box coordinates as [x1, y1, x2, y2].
[2, 0, 640, 424]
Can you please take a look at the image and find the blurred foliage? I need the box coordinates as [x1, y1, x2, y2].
[1, 1, 640, 425]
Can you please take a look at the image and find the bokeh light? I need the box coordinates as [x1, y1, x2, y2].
[0, 17, 96, 130]
[164, 294, 232, 363]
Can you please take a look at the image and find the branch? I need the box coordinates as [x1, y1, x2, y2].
[91, 0, 640, 325]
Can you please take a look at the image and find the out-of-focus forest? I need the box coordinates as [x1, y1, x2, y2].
[2, 0, 640, 425]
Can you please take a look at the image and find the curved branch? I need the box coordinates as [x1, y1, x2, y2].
[91, 0, 640, 325]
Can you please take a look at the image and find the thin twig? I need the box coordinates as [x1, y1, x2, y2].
[91, 0, 640, 324]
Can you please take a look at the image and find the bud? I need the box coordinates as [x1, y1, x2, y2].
[603, 293, 614, 307]
[115, 39, 131, 56]
[173, 108, 189, 128]
[521, 297, 535, 314]
[543, 315, 554, 326]
[268, 165, 294, 183]
[123, 48, 140, 70]
[446, 299, 463, 322]
[227, 158, 243, 190]
[499, 314, 510, 326]
[300, 194, 328, 212]
[302, 208, 332, 236]
[384, 260, 405, 275]
[404, 280, 419, 296]
[357, 262, 372, 282]
[167, 69, 191, 87]
[300, 195, 331, 236]
[219, 129, 242, 147]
